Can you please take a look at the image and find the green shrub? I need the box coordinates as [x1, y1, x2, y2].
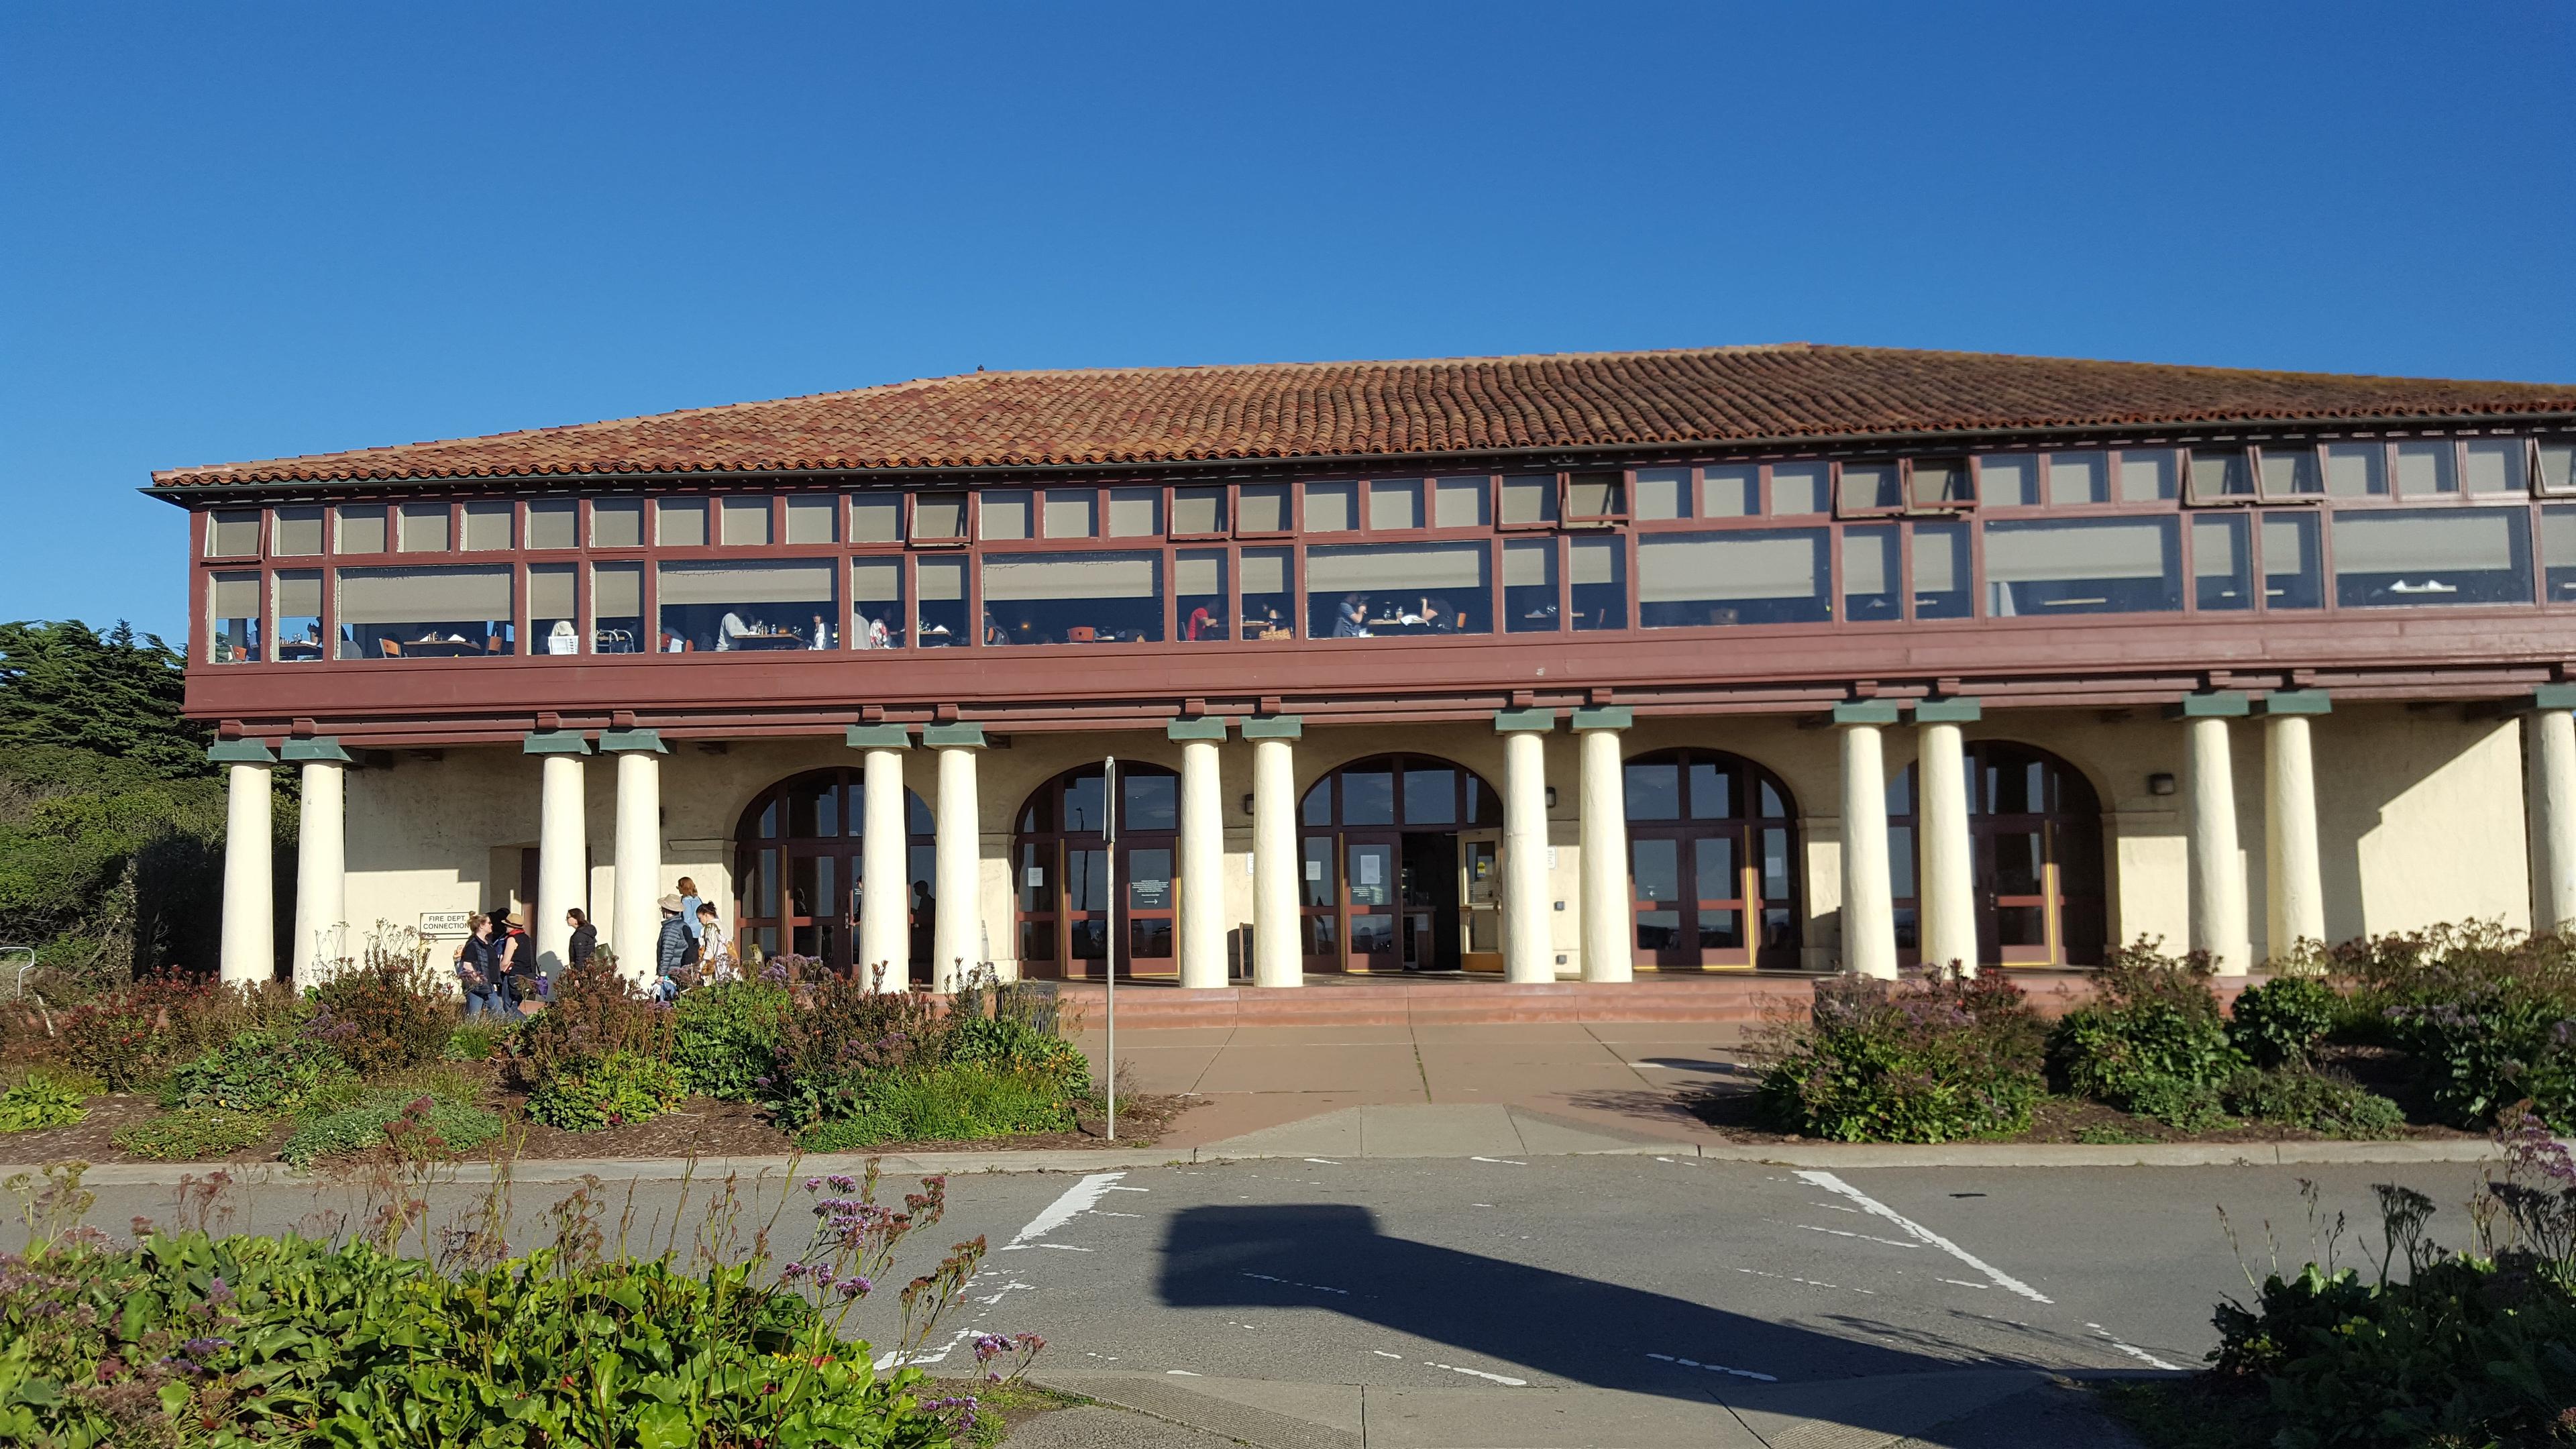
[281, 1088, 503, 1168]
[798, 1064, 1079, 1150]
[2220, 1066, 2408, 1139]
[674, 979, 795, 1100]
[443, 1018, 512, 1062]
[306, 953, 453, 1075]
[1754, 966, 2047, 1142]
[949, 1014, 1092, 1097]
[52, 970, 246, 1090]
[162, 1029, 352, 1115]
[768, 977, 948, 1130]
[2227, 974, 2340, 1068]
[0, 1075, 88, 1132]
[111, 1107, 278, 1161]
[2324, 923, 2576, 1130]
[525, 1049, 683, 1132]
[2053, 940, 2245, 1130]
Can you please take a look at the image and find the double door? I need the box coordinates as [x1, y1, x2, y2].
[1630, 822, 1796, 969]
[1307, 828, 1497, 973]
[759, 843, 934, 983]
[1043, 838, 1178, 979]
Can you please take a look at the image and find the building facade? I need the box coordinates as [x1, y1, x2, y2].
[154, 345, 2576, 990]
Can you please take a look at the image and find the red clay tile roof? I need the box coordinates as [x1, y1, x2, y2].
[150, 344, 2576, 489]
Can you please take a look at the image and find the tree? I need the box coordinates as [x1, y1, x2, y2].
[0, 620, 207, 778]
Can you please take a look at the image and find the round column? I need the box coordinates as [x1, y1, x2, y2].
[930, 734, 983, 994]
[2186, 709, 2249, 973]
[1916, 713, 1978, 976]
[1837, 708, 1898, 979]
[860, 744, 910, 989]
[535, 749, 588, 972]
[1250, 726, 1301, 988]
[217, 747, 275, 987]
[290, 755, 347, 988]
[2529, 702, 2576, 930]
[1499, 718, 1554, 984]
[1175, 727, 1228, 989]
[2263, 701, 2328, 955]
[1574, 714, 1631, 983]
[608, 732, 665, 986]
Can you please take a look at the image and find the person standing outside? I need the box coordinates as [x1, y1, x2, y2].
[565, 908, 598, 970]
[452, 914, 500, 1018]
[675, 877, 704, 949]
[695, 901, 735, 983]
[653, 894, 690, 1002]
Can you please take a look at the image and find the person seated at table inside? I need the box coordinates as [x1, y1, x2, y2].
[1334, 593, 1371, 638]
[1185, 605, 1220, 641]
[1420, 596, 1459, 633]
[714, 610, 753, 651]
[983, 608, 1007, 646]
[546, 619, 580, 655]
[808, 613, 833, 649]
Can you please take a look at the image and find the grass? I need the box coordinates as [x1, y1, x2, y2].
[925, 1378, 1087, 1449]
[2098, 1379, 2258, 1449]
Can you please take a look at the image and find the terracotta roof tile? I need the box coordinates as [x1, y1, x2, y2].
[150, 343, 2576, 489]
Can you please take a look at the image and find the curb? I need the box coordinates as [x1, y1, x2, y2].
[4, 1134, 2536, 1187]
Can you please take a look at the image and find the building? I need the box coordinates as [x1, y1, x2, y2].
[153, 345, 2576, 992]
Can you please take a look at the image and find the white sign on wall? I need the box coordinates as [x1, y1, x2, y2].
[419, 911, 472, 939]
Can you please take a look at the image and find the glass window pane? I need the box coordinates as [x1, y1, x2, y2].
[1368, 480, 1422, 531]
[208, 572, 260, 661]
[983, 552, 1163, 645]
[2463, 439, 2528, 495]
[592, 563, 643, 653]
[273, 571, 322, 661]
[1306, 543, 1489, 637]
[851, 559, 903, 649]
[1042, 490, 1096, 538]
[1839, 462, 1900, 512]
[2194, 514, 2251, 611]
[1124, 772, 1177, 830]
[1173, 487, 1226, 535]
[207, 511, 260, 556]
[526, 500, 576, 549]
[1912, 458, 1972, 506]
[529, 564, 577, 654]
[2395, 441, 2457, 496]
[657, 499, 706, 547]
[1566, 471, 1624, 518]
[1912, 521, 1972, 619]
[1241, 547, 1292, 637]
[272, 506, 325, 555]
[2263, 513, 2324, 610]
[2047, 451, 2109, 505]
[1303, 482, 1355, 533]
[2259, 445, 2321, 498]
[337, 504, 388, 553]
[1634, 468, 1689, 520]
[981, 490, 1032, 541]
[2332, 508, 2532, 607]
[1688, 761, 1733, 818]
[1984, 517, 2181, 615]
[2119, 449, 2180, 502]
[1402, 767, 1456, 825]
[1108, 488, 1161, 537]
[784, 494, 837, 544]
[398, 502, 450, 552]
[1770, 462, 1827, 515]
[1631, 839, 1678, 900]
[2540, 442, 2576, 496]
[1701, 464, 1757, 517]
[720, 497, 771, 547]
[1569, 537, 1625, 631]
[1978, 454, 2039, 507]
[590, 498, 643, 547]
[1638, 529, 1830, 627]
[335, 565, 513, 659]
[1342, 767, 1394, 826]
[1177, 549, 1227, 642]
[915, 492, 967, 540]
[1843, 525, 1898, 622]
[2544, 505, 2576, 604]
[2189, 449, 2253, 502]
[1500, 474, 1557, 526]
[2326, 443, 2388, 498]
[850, 493, 903, 543]
[914, 557, 967, 643]
[1238, 482, 1289, 533]
[1432, 477, 1488, 528]
[1625, 762, 1680, 820]
[1503, 539, 1558, 633]
[657, 561, 837, 652]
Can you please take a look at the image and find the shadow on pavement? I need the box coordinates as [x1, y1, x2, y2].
[1155, 1202, 2072, 1406]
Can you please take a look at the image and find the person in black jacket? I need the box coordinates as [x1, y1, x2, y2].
[565, 908, 598, 970]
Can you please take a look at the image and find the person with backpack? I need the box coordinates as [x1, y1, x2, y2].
[653, 894, 690, 1002]
[490, 906, 540, 1012]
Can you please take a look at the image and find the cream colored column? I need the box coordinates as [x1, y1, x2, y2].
[607, 729, 666, 985]
[928, 724, 984, 994]
[2260, 694, 2330, 957]
[1498, 710, 1555, 983]
[2527, 693, 2576, 930]
[214, 741, 275, 987]
[528, 737, 588, 973]
[287, 741, 351, 989]
[1172, 720, 1229, 989]
[1248, 719, 1302, 988]
[1914, 702, 1980, 976]
[2182, 696, 2249, 973]
[1573, 709, 1631, 983]
[849, 727, 913, 990]
[1836, 702, 1898, 979]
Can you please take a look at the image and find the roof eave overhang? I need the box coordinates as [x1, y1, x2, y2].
[141, 407, 2576, 503]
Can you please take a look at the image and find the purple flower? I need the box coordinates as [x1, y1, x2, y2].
[973, 1334, 1008, 1364]
[181, 1336, 230, 1357]
[802, 1177, 822, 1192]
[837, 1278, 867, 1300]
[828, 1174, 857, 1192]
[780, 1261, 810, 1283]
[204, 1277, 234, 1308]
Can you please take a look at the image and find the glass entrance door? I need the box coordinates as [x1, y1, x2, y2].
[1458, 830, 1501, 972]
[1059, 841, 1179, 979]
[1344, 837, 1401, 971]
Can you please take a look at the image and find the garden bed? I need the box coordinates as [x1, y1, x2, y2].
[1684, 1082, 2479, 1147]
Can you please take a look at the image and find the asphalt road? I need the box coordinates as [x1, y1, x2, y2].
[19, 1153, 2497, 1401]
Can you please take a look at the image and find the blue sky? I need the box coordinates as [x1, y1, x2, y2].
[3, 1, 2569, 641]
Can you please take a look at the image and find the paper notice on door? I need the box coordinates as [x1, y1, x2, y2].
[1024, 866, 1043, 888]
[1305, 859, 1324, 881]
[1358, 855, 1382, 885]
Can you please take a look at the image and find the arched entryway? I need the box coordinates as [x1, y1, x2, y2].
[1013, 762, 1181, 981]
[733, 768, 934, 977]
[1623, 749, 1803, 970]
[1887, 740, 2106, 966]
[1298, 755, 1503, 973]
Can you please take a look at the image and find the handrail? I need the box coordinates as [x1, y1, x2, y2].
[1, 947, 34, 1002]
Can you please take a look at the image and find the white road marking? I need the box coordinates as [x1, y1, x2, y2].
[875, 1327, 976, 1370]
[1001, 1173, 1125, 1251]
[1937, 1278, 1992, 1291]
[1304, 1157, 1342, 1165]
[1167, 1368, 1201, 1376]
[1242, 1271, 1352, 1295]
[1424, 1360, 1527, 1386]
[1796, 1224, 1922, 1250]
[1646, 1352, 1777, 1383]
[973, 1281, 1036, 1305]
[2089, 1324, 2184, 1371]
[1091, 1211, 1144, 1218]
[1106, 1185, 1152, 1193]
[1468, 1157, 1527, 1166]
[1734, 1267, 1874, 1295]
[1032, 1242, 1093, 1252]
[1371, 1350, 1403, 1359]
[1793, 1171, 2052, 1304]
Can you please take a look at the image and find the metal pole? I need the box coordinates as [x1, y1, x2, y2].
[1104, 755, 1118, 1142]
